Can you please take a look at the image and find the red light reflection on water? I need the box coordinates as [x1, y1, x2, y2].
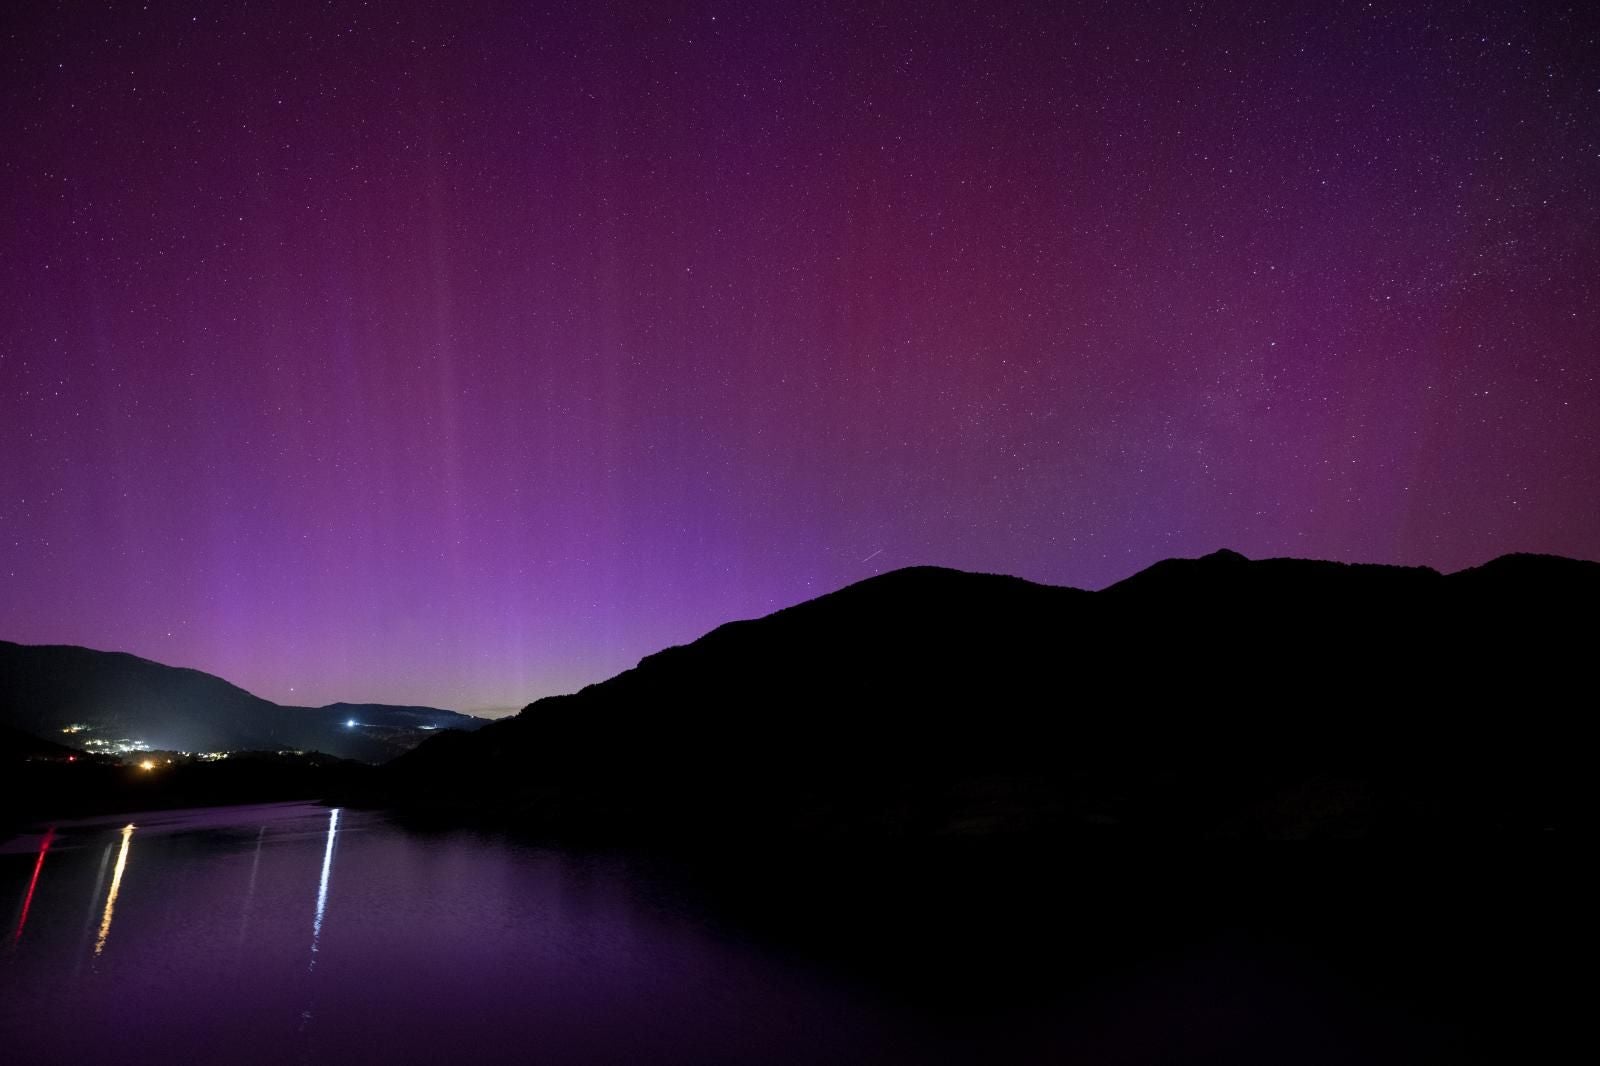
[13, 828, 55, 943]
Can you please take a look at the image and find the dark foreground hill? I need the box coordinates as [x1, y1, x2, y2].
[0, 743, 374, 837]
[385, 550, 1595, 842]
[0, 641, 485, 764]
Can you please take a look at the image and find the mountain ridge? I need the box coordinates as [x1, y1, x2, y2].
[386, 549, 1595, 841]
[0, 639, 485, 764]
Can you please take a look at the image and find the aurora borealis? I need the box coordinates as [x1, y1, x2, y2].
[3, 1, 1596, 711]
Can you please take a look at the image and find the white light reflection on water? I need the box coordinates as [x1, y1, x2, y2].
[92, 824, 135, 956]
[307, 808, 339, 971]
[71, 840, 115, 976]
[237, 825, 266, 947]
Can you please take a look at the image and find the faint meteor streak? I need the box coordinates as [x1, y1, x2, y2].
[861, 548, 884, 563]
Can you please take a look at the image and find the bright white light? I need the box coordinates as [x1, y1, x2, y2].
[309, 808, 339, 971]
[345, 719, 357, 728]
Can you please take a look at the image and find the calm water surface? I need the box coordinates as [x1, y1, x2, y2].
[0, 802, 1572, 1064]
[1, 803, 963, 1065]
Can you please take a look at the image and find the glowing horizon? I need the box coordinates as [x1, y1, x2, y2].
[3, 3, 1595, 709]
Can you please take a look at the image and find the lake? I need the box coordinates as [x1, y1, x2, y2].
[1, 803, 1575, 1064]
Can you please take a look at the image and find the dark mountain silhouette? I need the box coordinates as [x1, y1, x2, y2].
[0, 737, 375, 837]
[0, 641, 485, 764]
[385, 550, 1595, 841]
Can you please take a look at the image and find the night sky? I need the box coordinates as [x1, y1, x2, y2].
[3, 1, 1597, 712]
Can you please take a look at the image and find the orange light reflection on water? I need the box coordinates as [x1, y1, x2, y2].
[92, 824, 135, 956]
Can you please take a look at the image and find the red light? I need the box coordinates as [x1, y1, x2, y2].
[13, 828, 54, 943]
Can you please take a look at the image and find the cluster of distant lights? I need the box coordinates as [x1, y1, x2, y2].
[61, 722, 249, 762]
[53, 718, 443, 771]
[344, 718, 435, 731]
[61, 725, 240, 767]
[62, 726, 151, 754]
[135, 752, 232, 770]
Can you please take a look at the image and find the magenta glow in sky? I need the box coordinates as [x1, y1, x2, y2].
[3, 1, 1597, 711]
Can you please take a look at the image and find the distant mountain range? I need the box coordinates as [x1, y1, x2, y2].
[0, 641, 485, 764]
[387, 550, 1596, 841]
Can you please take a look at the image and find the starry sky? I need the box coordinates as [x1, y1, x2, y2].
[2, 1, 1597, 713]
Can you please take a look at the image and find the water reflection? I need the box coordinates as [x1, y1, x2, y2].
[12, 828, 54, 944]
[308, 808, 339, 971]
[92, 824, 135, 956]
[73, 840, 115, 973]
[237, 826, 266, 946]
[13, 802, 1413, 1066]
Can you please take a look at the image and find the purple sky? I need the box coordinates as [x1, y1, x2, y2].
[3, 1, 1597, 713]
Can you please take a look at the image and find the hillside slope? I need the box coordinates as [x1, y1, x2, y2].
[0, 641, 484, 763]
[387, 551, 1595, 840]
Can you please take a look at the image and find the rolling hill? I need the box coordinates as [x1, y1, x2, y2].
[0, 641, 485, 764]
[386, 550, 1596, 841]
